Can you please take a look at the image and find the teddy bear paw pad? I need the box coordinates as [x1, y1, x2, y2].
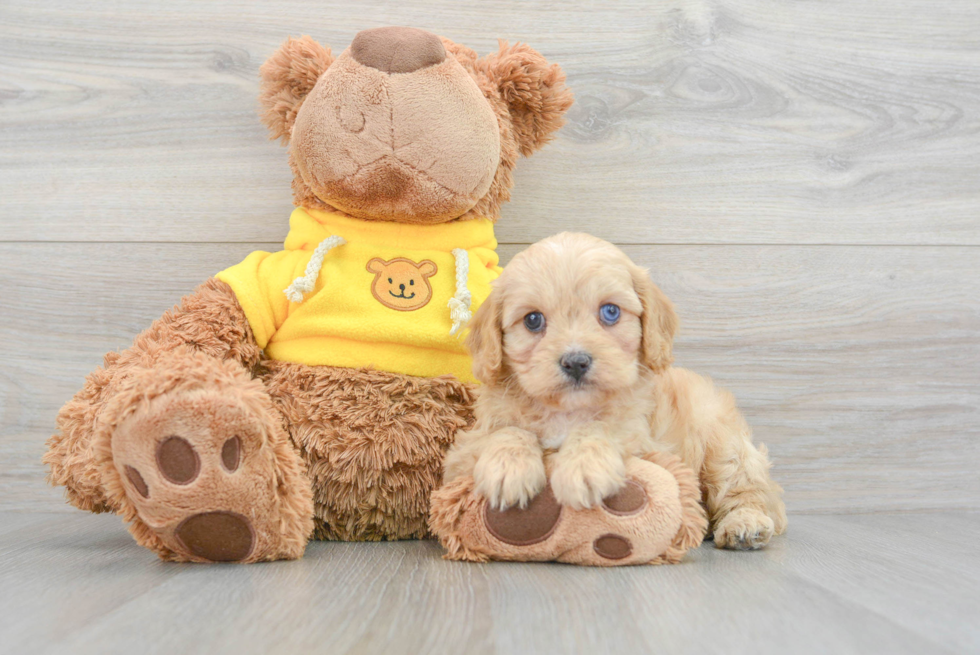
[109, 389, 294, 563]
[174, 511, 255, 562]
[592, 534, 633, 560]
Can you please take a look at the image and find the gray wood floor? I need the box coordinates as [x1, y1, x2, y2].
[1, 511, 977, 655]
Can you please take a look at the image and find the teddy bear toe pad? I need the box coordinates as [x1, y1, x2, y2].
[111, 391, 291, 563]
[484, 486, 562, 546]
[601, 480, 647, 515]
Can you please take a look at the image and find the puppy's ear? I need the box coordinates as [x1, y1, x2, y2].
[631, 265, 678, 373]
[481, 41, 574, 156]
[465, 290, 505, 384]
[259, 36, 334, 143]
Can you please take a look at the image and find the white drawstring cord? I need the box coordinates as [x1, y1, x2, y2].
[283, 235, 346, 303]
[448, 248, 472, 336]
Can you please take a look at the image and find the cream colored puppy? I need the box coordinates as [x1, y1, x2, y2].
[442, 233, 787, 550]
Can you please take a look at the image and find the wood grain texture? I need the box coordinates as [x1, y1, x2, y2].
[1, 0, 979, 244]
[0, 511, 976, 654]
[2, 243, 977, 513]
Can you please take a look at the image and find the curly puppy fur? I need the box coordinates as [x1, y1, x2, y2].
[442, 233, 787, 550]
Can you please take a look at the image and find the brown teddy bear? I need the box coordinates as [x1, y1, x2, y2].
[43, 26, 573, 563]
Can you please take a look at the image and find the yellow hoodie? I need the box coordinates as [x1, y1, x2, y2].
[216, 208, 500, 383]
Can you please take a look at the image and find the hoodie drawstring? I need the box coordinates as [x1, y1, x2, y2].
[283, 235, 346, 303]
[448, 248, 472, 336]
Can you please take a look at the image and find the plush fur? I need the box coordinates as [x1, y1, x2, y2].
[430, 451, 708, 566]
[262, 34, 572, 223]
[442, 233, 787, 550]
[44, 27, 572, 562]
[260, 359, 474, 541]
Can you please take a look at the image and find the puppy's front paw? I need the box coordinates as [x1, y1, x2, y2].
[713, 508, 776, 550]
[474, 447, 546, 510]
[550, 447, 626, 510]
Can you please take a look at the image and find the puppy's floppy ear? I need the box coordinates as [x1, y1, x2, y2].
[481, 41, 574, 156]
[465, 290, 505, 384]
[259, 36, 334, 143]
[630, 265, 678, 372]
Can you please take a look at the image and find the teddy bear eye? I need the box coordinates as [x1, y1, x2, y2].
[523, 311, 545, 333]
[388, 277, 392, 284]
[599, 303, 621, 326]
[409, 279, 414, 285]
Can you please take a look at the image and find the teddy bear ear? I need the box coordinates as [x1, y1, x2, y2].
[417, 261, 438, 277]
[480, 41, 574, 156]
[258, 36, 334, 143]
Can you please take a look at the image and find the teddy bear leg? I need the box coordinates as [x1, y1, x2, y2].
[45, 278, 265, 516]
[429, 453, 707, 566]
[261, 361, 476, 541]
[45, 278, 314, 561]
[44, 362, 124, 514]
[100, 347, 314, 562]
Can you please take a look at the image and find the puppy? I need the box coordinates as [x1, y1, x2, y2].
[442, 232, 787, 550]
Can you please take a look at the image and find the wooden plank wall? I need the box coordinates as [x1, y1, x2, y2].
[1, 0, 978, 513]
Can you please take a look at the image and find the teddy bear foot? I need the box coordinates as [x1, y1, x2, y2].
[108, 376, 313, 563]
[429, 452, 708, 566]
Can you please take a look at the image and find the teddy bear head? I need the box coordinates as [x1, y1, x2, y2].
[258, 26, 573, 225]
[366, 257, 438, 311]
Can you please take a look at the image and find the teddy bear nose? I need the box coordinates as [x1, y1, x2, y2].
[350, 26, 446, 74]
[399, 283, 406, 291]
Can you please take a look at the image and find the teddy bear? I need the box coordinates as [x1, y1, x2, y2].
[43, 26, 574, 563]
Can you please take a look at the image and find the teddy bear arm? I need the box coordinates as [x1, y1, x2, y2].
[44, 278, 261, 512]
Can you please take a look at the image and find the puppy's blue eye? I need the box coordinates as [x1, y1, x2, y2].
[524, 311, 545, 332]
[599, 303, 621, 326]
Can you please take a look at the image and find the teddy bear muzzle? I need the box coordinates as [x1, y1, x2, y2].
[289, 27, 501, 224]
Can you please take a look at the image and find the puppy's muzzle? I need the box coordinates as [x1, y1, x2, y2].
[559, 352, 593, 383]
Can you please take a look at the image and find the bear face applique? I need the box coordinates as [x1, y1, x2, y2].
[366, 257, 438, 311]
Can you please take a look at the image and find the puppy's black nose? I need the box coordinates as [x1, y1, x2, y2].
[560, 352, 593, 382]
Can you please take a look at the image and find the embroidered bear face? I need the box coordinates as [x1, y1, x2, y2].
[366, 257, 438, 311]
